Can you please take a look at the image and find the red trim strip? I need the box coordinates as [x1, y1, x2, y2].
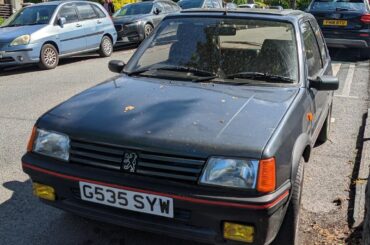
[22, 162, 289, 210]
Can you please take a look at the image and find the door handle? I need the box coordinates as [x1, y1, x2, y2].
[97, 20, 102, 24]
[76, 23, 82, 27]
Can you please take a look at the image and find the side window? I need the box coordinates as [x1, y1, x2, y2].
[301, 21, 322, 77]
[76, 3, 98, 20]
[205, 0, 213, 8]
[58, 4, 79, 24]
[310, 20, 327, 64]
[92, 4, 106, 18]
[212, 0, 221, 8]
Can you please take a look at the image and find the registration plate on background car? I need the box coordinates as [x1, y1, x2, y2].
[323, 20, 348, 26]
[79, 182, 174, 218]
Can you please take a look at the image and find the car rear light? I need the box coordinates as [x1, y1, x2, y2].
[360, 14, 370, 24]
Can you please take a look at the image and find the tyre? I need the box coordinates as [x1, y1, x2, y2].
[98, 36, 113, 57]
[317, 104, 332, 143]
[272, 158, 304, 245]
[144, 24, 154, 38]
[38, 44, 59, 70]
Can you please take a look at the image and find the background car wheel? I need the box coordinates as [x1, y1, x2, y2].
[317, 104, 332, 144]
[272, 158, 304, 245]
[144, 24, 154, 38]
[38, 44, 59, 70]
[98, 36, 113, 57]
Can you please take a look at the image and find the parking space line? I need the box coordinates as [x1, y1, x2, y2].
[341, 63, 356, 97]
[332, 63, 342, 77]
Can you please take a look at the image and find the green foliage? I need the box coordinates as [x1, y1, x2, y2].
[0, 17, 4, 26]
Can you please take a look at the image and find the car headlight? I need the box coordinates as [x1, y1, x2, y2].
[199, 157, 259, 189]
[10, 34, 31, 46]
[31, 128, 70, 161]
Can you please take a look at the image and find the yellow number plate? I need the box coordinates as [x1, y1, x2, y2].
[323, 20, 348, 26]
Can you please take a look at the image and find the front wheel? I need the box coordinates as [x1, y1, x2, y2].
[98, 36, 113, 57]
[144, 24, 154, 38]
[38, 44, 59, 70]
[272, 159, 304, 245]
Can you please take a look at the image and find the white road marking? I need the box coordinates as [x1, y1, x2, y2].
[332, 63, 342, 77]
[341, 63, 355, 97]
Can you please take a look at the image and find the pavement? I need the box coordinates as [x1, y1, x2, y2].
[0, 47, 369, 245]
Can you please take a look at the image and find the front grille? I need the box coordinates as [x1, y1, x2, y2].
[69, 139, 206, 183]
[0, 57, 14, 63]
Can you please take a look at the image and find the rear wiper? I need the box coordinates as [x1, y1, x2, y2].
[226, 72, 294, 83]
[127, 65, 216, 77]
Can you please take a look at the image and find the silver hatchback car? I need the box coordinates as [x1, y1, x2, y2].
[0, 0, 117, 69]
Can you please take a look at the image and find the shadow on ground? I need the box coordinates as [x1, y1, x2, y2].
[0, 179, 206, 245]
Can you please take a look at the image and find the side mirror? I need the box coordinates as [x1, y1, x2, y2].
[108, 60, 125, 73]
[153, 7, 161, 15]
[58, 17, 66, 27]
[309, 75, 339, 91]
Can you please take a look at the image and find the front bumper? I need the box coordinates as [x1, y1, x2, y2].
[114, 23, 144, 44]
[322, 29, 370, 48]
[0, 43, 41, 66]
[22, 153, 290, 245]
[325, 38, 369, 48]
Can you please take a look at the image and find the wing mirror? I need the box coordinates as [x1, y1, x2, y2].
[153, 7, 161, 15]
[58, 17, 66, 27]
[309, 75, 339, 91]
[108, 60, 125, 73]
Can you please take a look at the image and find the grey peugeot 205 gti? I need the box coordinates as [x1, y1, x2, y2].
[22, 8, 339, 245]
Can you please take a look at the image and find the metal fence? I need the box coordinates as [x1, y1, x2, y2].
[0, 4, 12, 18]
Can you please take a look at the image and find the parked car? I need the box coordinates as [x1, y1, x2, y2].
[239, 3, 261, 8]
[270, 5, 283, 10]
[225, 2, 238, 9]
[306, 0, 370, 50]
[178, 0, 223, 9]
[113, 0, 180, 45]
[23, 8, 338, 245]
[0, 0, 117, 70]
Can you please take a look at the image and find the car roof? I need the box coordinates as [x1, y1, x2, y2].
[26, 0, 98, 6]
[181, 8, 305, 17]
[177, 8, 310, 22]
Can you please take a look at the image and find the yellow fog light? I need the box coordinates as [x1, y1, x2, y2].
[223, 222, 254, 243]
[32, 183, 55, 201]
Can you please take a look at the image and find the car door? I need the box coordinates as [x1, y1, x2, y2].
[55, 3, 86, 54]
[75, 3, 102, 50]
[301, 20, 329, 137]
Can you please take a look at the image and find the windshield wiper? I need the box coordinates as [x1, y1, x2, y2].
[226, 72, 294, 83]
[127, 65, 217, 77]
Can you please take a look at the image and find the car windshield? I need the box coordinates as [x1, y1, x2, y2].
[178, 0, 204, 9]
[113, 2, 153, 16]
[125, 17, 299, 84]
[310, 0, 365, 11]
[3, 5, 57, 27]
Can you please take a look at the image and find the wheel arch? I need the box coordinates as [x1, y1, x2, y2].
[41, 41, 59, 54]
[291, 133, 311, 183]
[103, 33, 113, 43]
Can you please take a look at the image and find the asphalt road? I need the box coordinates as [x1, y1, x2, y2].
[0, 47, 369, 245]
